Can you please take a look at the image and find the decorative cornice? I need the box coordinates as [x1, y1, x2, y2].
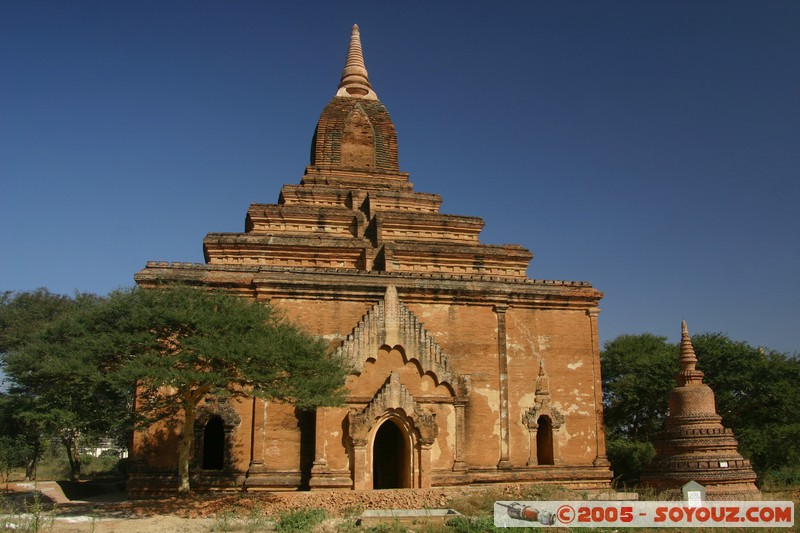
[135, 263, 603, 309]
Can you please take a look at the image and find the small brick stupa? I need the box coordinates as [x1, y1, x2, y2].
[641, 321, 760, 499]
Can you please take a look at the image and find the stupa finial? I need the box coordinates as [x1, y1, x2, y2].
[336, 24, 378, 100]
[676, 320, 704, 386]
[535, 359, 550, 396]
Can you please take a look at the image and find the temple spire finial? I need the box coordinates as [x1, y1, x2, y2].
[676, 320, 704, 386]
[336, 24, 378, 100]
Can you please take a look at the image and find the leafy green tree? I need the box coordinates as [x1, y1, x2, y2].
[0, 392, 47, 480]
[1, 290, 130, 481]
[601, 334, 677, 441]
[0, 289, 74, 353]
[103, 286, 348, 494]
[2, 286, 347, 492]
[605, 438, 655, 486]
[0, 434, 30, 492]
[3, 290, 90, 479]
[601, 334, 677, 485]
[692, 334, 800, 473]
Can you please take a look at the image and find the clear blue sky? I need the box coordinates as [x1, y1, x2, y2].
[2, 1, 798, 354]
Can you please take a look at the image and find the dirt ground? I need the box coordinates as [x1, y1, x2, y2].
[3, 481, 799, 532]
[0, 480, 524, 532]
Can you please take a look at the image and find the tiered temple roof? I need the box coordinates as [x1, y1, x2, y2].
[200, 25, 532, 280]
[137, 25, 601, 310]
[641, 321, 760, 499]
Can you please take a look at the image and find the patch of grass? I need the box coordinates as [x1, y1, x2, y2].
[79, 455, 126, 479]
[0, 491, 56, 533]
[760, 466, 800, 492]
[518, 484, 575, 502]
[275, 507, 327, 532]
[363, 522, 408, 533]
[242, 506, 271, 533]
[209, 504, 274, 533]
[633, 486, 677, 502]
[334, 506, 364, 533]
[209, 508, 239, 532]
[21, 492, 55, 533]
[446, 515, 506, 533]
[33, 457, 70, 482]
[447, 484, 577, 518]
[341, 503, 364, 519]
[446, 490, 498, 518]
[334, 518, 362, 532]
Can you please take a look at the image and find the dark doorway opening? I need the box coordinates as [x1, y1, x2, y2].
[297, 408, 316, 490]
[537, 415, 554, 465]
[372, 419, 407, 489]
[202, 416, 225, 470]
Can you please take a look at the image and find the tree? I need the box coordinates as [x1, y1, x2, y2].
[604, 438, 655, 486]
[601, 334, 677, 441]
[0, 289, 74, 353]
[0, 392, 48, 480]
[0, 434, 30, 492]
[601, 334, 677, 485]
[105, 286, 348, 494]
[691, 333, 800, 473]
[1, 290, 131, 481]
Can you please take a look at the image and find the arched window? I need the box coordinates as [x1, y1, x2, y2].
[536, 415, 554, 465]
[202, 416, 225, 470]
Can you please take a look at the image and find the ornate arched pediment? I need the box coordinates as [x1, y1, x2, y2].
[191, 397, 241, 472]
[522, 360, 564, 429]
[196, 397, 241, 429]
[523, 400, 565, 430]
[348, 372, 438, 446]
[335, 285, 467, 398]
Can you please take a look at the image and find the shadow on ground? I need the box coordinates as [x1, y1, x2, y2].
[57, 480, 125, 502]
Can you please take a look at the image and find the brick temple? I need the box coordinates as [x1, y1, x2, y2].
[129, 25, 612, 492]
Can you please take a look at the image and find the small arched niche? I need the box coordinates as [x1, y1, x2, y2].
[536, 415, 554, 466]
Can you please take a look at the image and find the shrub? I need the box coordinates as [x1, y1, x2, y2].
[447, 515, 505, 532]
[606, 437, 656, 486]
[81, 455, 121, 478]
[276, 507, 327, 532]
[760, 467, 800, 491]
[0, 436, 29, 490]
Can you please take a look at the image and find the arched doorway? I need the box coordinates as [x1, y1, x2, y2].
[537, 415, 554, 465]
[202, 416, 225, 470]
[372, 419, 408, 489]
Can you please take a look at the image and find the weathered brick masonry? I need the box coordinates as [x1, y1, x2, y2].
[128, 25, 612, 492]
